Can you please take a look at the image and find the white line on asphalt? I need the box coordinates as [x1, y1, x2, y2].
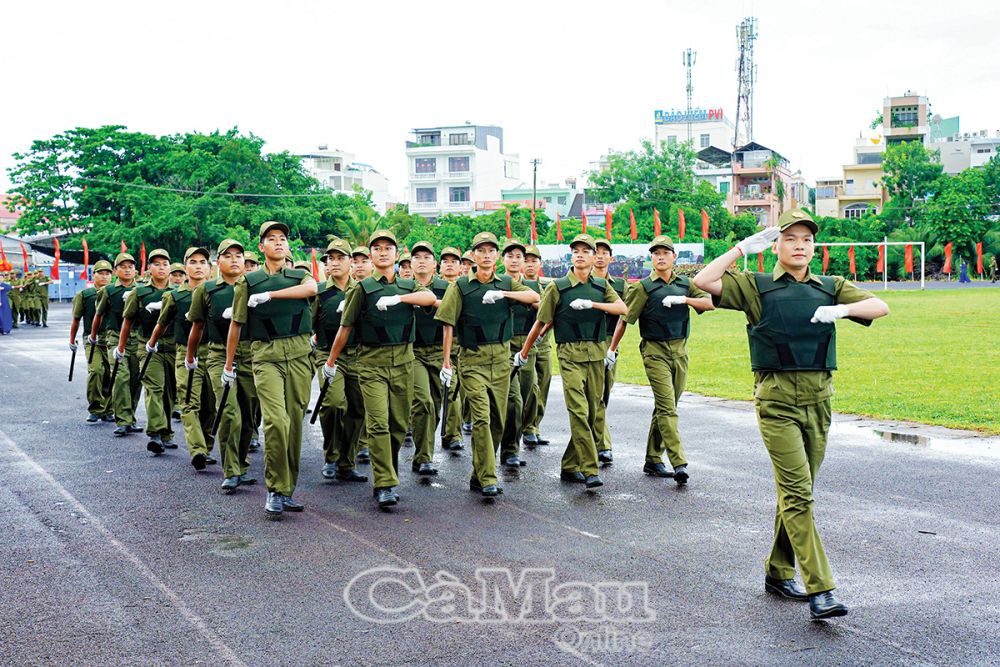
[0, 429, 249, 667]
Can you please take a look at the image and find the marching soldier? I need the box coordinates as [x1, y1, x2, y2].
[351, 246, 373, 281]
[35, 270, 52, 327]
[226, 221, 317, 519]
[517, 234, 626, 490]
[436, 246, 465, 451]
[116, 249, 177, 453]
[321, 230, 436, 509]
[693, 209, 889, 619]
[168, 263, 186, 288]
[435, 231, 540, 499]
[242, 250, 262, 448]
[244, 251, 260, 273]
[521, 245, 553, 446]
[397, 251, 414, 280]
[460, 251, 474, 277]
[90, 253, 142, 437]
[608, 235, 714, 485]
[312, 238, 367, 484]
[498, 238, 535, 468]
[69, 260, 114, 423]
[592, 239, 626, 463]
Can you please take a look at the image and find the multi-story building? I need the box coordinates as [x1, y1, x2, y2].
[653, 106, 745, 151]
[883, 92, 931, 146]
[934, 128, 1000, 175]
[297, 146, 394, 213]
[405, 124, 519, 221]
[730, 142, 795, 227]
[499, 180, 581, 219]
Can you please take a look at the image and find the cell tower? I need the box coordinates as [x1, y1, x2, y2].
[682, 48, 697, 143]
[734, 16, 757, 148]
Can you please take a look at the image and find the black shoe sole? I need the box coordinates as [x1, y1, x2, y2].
[192, 454, 206, 471]
[265, 509, 283, 521]
[765, 581, 809, 601]
[221, 485, 238, 495]
[674, 471, 689, 485]
[147, 441, 164, 455]
[336, 475, 368, 482]
[377, 497, 398, 509]
[585, 480, 604, 489]
[643, 467, 673, 478]
[810, 607, 848, 620]
[282, 505, 304, 513]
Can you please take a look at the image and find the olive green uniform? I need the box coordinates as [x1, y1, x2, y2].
[500, 276, 540, 460]
[716, 265, 874, 594]
[124, 284, 176, 441]
[435, 273, 531, 487]
[72, 287, 111, 416]
[523, 277, 554, 438]
[536, 272, 621, 478]
[595, 275, 626, 454]
[95, 283, 141, 426]
[36, 278, 50, 326]
[232, 267, 314, 497]
[622, 273, 709, 467]
[339, 274, 425, 490]
[410, 276, 452, 466]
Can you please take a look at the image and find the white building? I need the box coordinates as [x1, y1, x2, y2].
[297, 146, 394, 213]
[934, 129, 1000, 175]
[405, 124, 519, 220]
[653, 106, 745, 151]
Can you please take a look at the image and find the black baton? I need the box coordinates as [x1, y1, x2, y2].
[209, 368, 234, 437]
[439, 375, 451, 439]
[184, 365, 195, 404]
[310, 377, 330, 425]
[68, 346, 77, 382]
[87, 338, 97, 364]
[133, 348, 154, 403]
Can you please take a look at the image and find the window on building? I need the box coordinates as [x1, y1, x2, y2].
[418, 134, 440, 146]
[449, 133, 470, 145]
[816, 186, 836, 199]
[844, 204, 872, 219]
[448, 156, 469, 172]
[415, 158, 436, 174]
[449, 187, 470, 202]
[416, 188, 437, 203]
[700, 133, 710, 148]
[557, 196, 567, 205]
[666, 136, 677, 146]
[719, 182, 729, 195]
[976, 148, 993, 154]
[544, 196, 552, 203]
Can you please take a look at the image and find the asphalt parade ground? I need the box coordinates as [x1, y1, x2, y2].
[2, 305, 998, 666]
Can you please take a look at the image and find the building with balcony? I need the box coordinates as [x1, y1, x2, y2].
[653, 106, 745, 150]
[499, 180, 582, 219]
[405, 124, 519, 221]
[730, 142, 795, 227]
[883, 92, 930, 146]
[297, 146, 394, 213]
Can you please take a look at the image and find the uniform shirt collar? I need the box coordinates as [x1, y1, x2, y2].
[565, 269, 597, 287]
[470, 270, 499, 284]
[773, 262, 822, 285]
[648, 271, 681, 284]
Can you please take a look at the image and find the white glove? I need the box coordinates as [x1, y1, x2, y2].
[321, 362, 337, 381]
[222, 307, 232, 320]
[736, 226, 781, 256]
[604, 348, 618, 369]
[144, 301, 163, 313]
[375, 295, 402, 311]
[145, 341, 158, 354]
[513, 352, 529, 369]
[247, 292, 272, 308]
[569, 298, 593, 310]
[336, 300, 345, 313]
[113, 347, 125, 361]
[185, 358, 198, 371]
[221, 367, 237, 388]
[310, 334, 317, 351]
[662, 295, 687, 308]
[87, 335, 98, 345]
[121, 289, 133, 302]
[482, 290, 505, 304]
[69, 342, 78, 352]
[810, 304, 850, 324]
[439, 366, 453, 387]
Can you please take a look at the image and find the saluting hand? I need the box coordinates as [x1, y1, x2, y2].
[736, 226, 781, 256]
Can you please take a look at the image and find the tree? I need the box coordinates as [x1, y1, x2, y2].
[922, 166, 996, 268]
[587, 139, 699, 205]
[880, 141, 944, 232]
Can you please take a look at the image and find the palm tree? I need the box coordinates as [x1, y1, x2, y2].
[341, 206, 381, 249]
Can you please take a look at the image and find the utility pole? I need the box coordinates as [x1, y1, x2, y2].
[683, 48, 697, 144]
[531, 158, 541, 211]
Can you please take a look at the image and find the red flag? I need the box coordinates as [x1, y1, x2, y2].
[976, 242, 983, 275]
[581, 210, 588, 235]
[140, 242, 147, 274]
[822, 245, 830, 273]
[757, 253, 764, 272]
[51, 238, 60, 280]
[121, 240, 127, 253]
[556, 212, 563, 241]
[0, 243, 9, 272]
[848, 245, 856, 275]
[653, 208, 662, 236]
[678, 208, 686, 240]
[605, 208, 612, 240]
[701, 208, 710, 239]
[904, 244, 913, 273]
[530, 209, 537, 243]
[943, 242, 953, 273]
[505, 208, 512, 239]
[876, 244, 885, 273]
[82, 238, 90, 282]
[629, 208, 638, 240]
[311, 248, 320, 281]
[19, 240, 29, 273]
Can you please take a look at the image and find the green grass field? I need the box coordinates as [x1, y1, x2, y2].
[607, 288, 1000, 434]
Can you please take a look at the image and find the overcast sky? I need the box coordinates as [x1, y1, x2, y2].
[3, 0, 998, 200]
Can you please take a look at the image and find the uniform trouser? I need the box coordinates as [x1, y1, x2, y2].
[313, 353, 353, 471]
[411, 347, 445, 466]
[39, 301, 47, 325]
[342, 350, 367, 458]
[501, 343, 536, 460]
[643, 351, 688, 467]
[358, 361, 413, 489]
[442, 353, 462, 444]
[176, 345, 216, 458]
[461, 355, 510, 487]
[254, 353, 312, 496]
[559, 357, 604, 478]
[137, 344, 175, 439]
[208, 347, 256, 478]
[524, 343, 553, 436]
[756, 398, 836, 595]
[595, 337, 615, 452]
[108, 335, 140, 426]
[85, 341, 112, 415]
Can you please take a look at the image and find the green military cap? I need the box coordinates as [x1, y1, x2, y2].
[595, 238, 613, 252]
[217, 238, 244, 256]
[439, 246, 461, 260]
[461, 251, 474, 263]
[569, 233, 597, 251]
[114, 252, 135, 267]
[244, 251, 260, 263]
[524, 244, 542, 258]
[398, 251, 412, 264]
[411, 241, 435, 257]
[471, 231, 499, 250]
[259, 220, 290, 239]
[184, 246, 211, 262]
[93, 260, 113, 273]
[368, 229, 397, 247]
[648, 235, 675, 252]
[294, 261, 312, 271]
[168, 262, 185, 274]
[352, 246, 370, 258]
[324, 237, 352, 257]
[147, 248, 170, 262]
[502, 237, 526, 255]
[777, 209, 819, 235]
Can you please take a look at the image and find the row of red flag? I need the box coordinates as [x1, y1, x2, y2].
[504, 207, 711, 243]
